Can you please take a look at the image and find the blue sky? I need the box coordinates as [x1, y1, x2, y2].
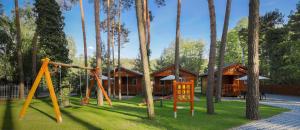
[2, 0, 299, 59]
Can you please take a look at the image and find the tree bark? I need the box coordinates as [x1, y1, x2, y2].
[112, 19, 116, 98]
[118, 0, 122, 100]
[174, 0, 181, 81]
[135, 0, 155, 119]
[31, 31, 38, 97]
[145, 0, 151, 52]
[79, 0, 89, 98]
[94, 0, 104, 106]
[246, 0, 260, 120]
[143, 0, 151, 65]
[215, 0, 232, 103]
[206, 0, 217, 114]
[107, 0, 111, 97]
[14, 0, 25, 99]
[117, 0, 122, 100]
[31, 31, 38, 80]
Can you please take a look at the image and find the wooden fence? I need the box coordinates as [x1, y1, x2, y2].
[0, 84, 29, 100]
[260, 85, 300, 96]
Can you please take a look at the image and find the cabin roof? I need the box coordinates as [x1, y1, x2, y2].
[151, 64, 197, 77]
[199, 63, 247, 77]
[113, 66, 143, 76]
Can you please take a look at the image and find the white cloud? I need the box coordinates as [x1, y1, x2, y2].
[88, 46, 95, 50]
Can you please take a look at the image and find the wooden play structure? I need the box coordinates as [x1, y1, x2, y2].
[200, 63, 247, 96]
[81, 68, 112, 105]
[19, 58, 112, 123]
[173, 80, 194, 118]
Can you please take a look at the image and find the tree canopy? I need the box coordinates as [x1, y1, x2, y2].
[155, 39, 205, 74]
[223, 3, 300, 85]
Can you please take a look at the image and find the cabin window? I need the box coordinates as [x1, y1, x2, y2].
[160, 80, 165, 86]
[121, 77, 127, 84]
[132, 78, 137, 85]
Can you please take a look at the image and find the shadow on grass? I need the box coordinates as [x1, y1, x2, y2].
[40, 99, 103, 130]
[61, 109, 102, 130]
[87, 104, 146, 119]
[2, 100, 14, 130]
[30, 106, 56, 122]
[69, 97, 146, 119]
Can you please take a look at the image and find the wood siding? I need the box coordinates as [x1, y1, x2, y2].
[200, 64, 247, 96]
[152, 65, 197, 95]
[260, 85, 300, 96]
[103, 67, 143, 95]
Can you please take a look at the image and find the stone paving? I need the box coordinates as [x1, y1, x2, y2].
[231, 94, 300, 130]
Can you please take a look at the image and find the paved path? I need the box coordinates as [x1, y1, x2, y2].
[231, 94, 300, 130]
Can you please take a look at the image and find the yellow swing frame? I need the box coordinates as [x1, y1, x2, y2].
[19, 58, 112, 123]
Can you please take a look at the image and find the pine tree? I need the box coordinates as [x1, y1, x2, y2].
[206, 0, 217, 114]
[288, 2, 300, 41]
[135, 0, 155, 119]
[246, 0, 260, 120]
[215, 0, 232, 103]
[14, 0, 25, 99]
[174, 0, 181, 81]
[34, 0, 71, 71]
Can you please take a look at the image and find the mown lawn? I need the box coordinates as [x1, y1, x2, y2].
[0, 96, 288, 130]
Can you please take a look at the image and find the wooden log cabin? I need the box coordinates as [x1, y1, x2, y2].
[199, 63, 247, 96]
[103, 67, 143, 95]
[151, 65, 197, 96]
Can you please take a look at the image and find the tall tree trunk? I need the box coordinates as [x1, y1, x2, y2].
[31, 31, 38, 97]
[143, 0, 151, 65]
[107, 0, 111, 97]
[215, 0, 232, 103]
[112, 19, 116, 98]
[206, 0, 217, 114]
[246, 0, 260, 120]
[79, 0, 89, 98]
[31, 31, 38, 79]
[14, 0, 25, 99]
[117, 0, 122, 100]
[94, 0, 104, 106]
[174, 0, 181, 81]
[145, 0, 151, 53]
[135, 0, 155, 119]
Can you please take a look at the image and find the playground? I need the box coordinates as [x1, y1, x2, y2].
[0, 96, 286, 130]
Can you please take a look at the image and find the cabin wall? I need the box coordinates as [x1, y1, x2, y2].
[153, 76, 197, 95]
[200, 65, 247, 96]
[153, 77, 173, 95]
[201, 77, 208, 95]
[201, 76, 246, 96]
[114, 77, 143, 95]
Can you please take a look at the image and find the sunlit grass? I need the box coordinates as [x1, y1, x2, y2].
[0, 95, 288, 130]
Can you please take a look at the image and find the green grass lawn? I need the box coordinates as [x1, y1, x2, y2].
[0, 96, 287, 130]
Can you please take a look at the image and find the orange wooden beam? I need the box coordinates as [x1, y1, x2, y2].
[93, 71, 112, 106]
[19, 58, 62, 123]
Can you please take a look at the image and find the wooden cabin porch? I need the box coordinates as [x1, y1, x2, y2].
[151, 65, 197, 96]
[200, 64, 247, 97]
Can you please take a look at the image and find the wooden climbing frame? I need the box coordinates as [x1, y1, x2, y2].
[19, 58, 112, 123]
[81, 68, 112, 106]
[173, 80, 194, 118]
